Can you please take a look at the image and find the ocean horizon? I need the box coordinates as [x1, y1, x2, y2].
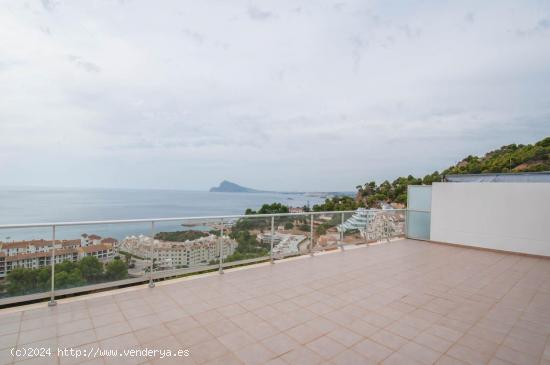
[0, 187, 324, 241]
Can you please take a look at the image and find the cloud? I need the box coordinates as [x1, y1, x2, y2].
[516, 17, 550, 36]
[182, 28, 205, 44]
[0, 0, 549, 191]
[67, 55, 101, 73]
[40, 0, 56, 11]
[247, 5, 273, 20]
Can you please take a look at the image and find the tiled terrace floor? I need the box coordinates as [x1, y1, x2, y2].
[1, 239, 550, 365]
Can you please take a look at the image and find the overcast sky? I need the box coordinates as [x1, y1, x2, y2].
[1, 0, 549, 191]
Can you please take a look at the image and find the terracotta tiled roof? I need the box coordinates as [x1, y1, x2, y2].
[1, 239, 81, 250]
[80, 244, 113, 254]
[101, 237, 117, 244]
[5, 248, 79, 262]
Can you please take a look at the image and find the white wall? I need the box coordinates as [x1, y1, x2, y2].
[430, 182, 550, 256]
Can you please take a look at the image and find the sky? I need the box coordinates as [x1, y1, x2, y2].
[0, 0, 549, 192]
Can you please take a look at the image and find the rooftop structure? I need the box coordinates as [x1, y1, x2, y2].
[445, 171, 550, 183]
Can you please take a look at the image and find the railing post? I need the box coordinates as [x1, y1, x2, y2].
[340, 212, 345, 252]
[149, 221, 155, 288]
[385, 218, 391, 243]
[310, 213, 314, 257]
[270, 216, 275, 264]
[404, 209, 409, 239]
[48, 225, 57, 307]
[219, 219, 224, 275]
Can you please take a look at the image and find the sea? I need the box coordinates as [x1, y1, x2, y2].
[0, 187, 325, 241]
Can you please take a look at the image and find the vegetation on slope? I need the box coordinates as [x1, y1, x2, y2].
[351, 137, 550, 208]
[155, 230, 209, 242]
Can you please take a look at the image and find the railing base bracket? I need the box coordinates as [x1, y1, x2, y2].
[48, 300, 57, 307]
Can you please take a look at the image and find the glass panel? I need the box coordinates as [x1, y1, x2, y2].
[222, 216, 271, 267]
[407, 185, 432, 211]
[272, 214, 309, 259]
[313, 212, 341, 253]
[0, 227, 54, 300]
[150, 218, 222, 277]
[339, 210, 368, 246]
[407, 211, 431, 240]
[51, 223, 146, 292]
[407, 185, 432, 240]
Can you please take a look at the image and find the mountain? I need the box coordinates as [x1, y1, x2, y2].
[209, 180, 264, 193]
[209, 180, 355, 196]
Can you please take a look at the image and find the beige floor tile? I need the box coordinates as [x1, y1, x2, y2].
[242, 321, 279, 341]
[286, 323, 325, 344]
[0, 332, 18, 350]
[352, 338, 393, 362]
[414, 332, 453, 353]
[261, 332, 299, 355]
[435, 355, 468, 365]
[95, 321, 132, 341]
[134, 324, 171, 345]
[397, 341, 441, 365]
[493, 345, 539, 365]
[330, 349, 376, 365]
[234, 343, 275, 365]
[380, 351, 421, 365]
[327, 327, 363, 348]
[174, 326, 214, 348]
[187, 338, 229, 364]
[369, 329, 407, 351]
[217, 329, 256, 351]
[281, 346, 324, 365]
[447, 343, 492, 365]
[165, 316, 200, 335]
[306, 336, 346, 359]
[58, 328, 96, 348]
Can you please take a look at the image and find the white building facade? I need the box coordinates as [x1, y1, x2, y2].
[120, 234, 237, 269]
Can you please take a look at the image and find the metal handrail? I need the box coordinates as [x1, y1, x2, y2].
[0, 209, 409, 307]
[0, 209, 408, 229]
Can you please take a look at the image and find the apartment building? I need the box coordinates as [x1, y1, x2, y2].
[0, 235, 118, 278]
[120, 234, 237, 269]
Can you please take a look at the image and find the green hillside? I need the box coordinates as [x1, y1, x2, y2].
[314, 137, 550, 210]
[442, 137, 550, 175]
[356, 136, 550, 207]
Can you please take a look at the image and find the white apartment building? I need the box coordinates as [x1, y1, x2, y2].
[338, 208, 405, 241]
[120, 234, 237, 269]
[257, 233, 306, 256]
[0, 235, 118, 279]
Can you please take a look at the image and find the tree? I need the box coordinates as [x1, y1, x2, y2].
[55, 270, 86, 289]
[79, 256, 104, 283]
[284, 222, 294, 230]
[155, 230, 209, 242]
[312, 196, 360, 212]
[6, 267, 50, 295]
[246, 203, 290, 215]
[105, 258, 128, 281]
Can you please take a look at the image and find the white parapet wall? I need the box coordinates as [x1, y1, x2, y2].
[430, 182, 550, 256]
